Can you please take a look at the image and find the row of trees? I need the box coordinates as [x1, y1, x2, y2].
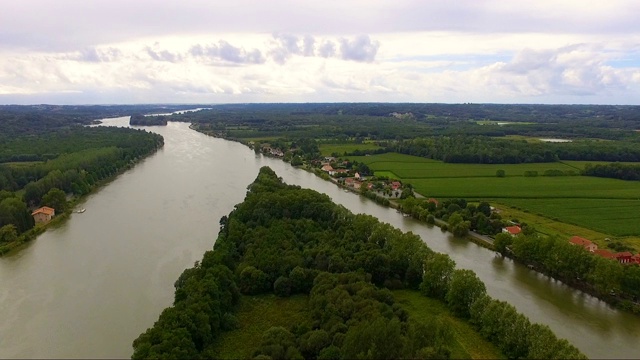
[583, 162, 640, 181]
[132, 167, 585, 359]
[494, 233, 640, 308]
[386, 136, 640, 164]
[420, 251, 586, 359]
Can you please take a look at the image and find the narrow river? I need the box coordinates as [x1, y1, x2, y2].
[0, 117, 638, 359]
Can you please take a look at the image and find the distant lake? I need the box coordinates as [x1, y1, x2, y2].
[539, 138, 573, 142]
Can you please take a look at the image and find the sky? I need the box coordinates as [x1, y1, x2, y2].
[1, 0, 640, 105]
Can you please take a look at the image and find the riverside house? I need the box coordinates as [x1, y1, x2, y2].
[31, 206, 55, 224]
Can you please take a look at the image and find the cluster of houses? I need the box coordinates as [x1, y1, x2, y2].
[320, 159, 404, 195]
[569, 236, 640, 265]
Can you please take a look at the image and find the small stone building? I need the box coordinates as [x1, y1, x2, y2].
[32, 206, 55, 224]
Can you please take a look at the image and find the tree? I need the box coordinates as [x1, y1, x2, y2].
[274, 276, 292, 297]
[41, 187, 67, 212]
[446, 269, 487, 318]
[0, 224, 18, 243]
[493, 233, 513, 255]
[496, 169, 506, 177]
[421, 253, 456, 300]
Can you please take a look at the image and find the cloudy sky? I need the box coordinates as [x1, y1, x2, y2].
[1, 0, 640, 105]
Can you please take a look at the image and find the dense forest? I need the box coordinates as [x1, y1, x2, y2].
[155, 102, 640, 141]
[131, 167, 585, 359]
[0, 106, 167, 254]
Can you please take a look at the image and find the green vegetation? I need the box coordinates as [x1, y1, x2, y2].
[0, 106, 167, 255]
[348, 152, 640, 237]
[493, 233, 640, 313]
[132, 167, 584, 359]
[210, 295, 310, 359]
[318, 142, 381, 156]
[394, 290, 503, 359]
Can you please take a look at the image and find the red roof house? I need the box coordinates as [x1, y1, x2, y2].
[569, 236, 598, 252]
[614, 252, 633, 264]
[594, 249, 616, 259]
[502, 226, 522, 236]
[31, 206, 55, 224]
[391, 181, 401, 190]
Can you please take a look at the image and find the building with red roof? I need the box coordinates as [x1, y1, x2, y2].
[31, 206, 55, 224]
[502, 225, 521, 236]
[569, 236, 598, 252]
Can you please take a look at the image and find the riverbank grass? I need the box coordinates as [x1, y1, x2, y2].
[207, 294, 310, 359]
[208, 291, 503, 360]
[393, 290, 505, 360]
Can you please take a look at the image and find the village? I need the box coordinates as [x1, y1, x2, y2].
[259, 144, 640, 268]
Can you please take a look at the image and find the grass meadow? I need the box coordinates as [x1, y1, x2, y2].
[210, 291, 502, 360]
[318, 142, 381, 156]
[345, 152, 640, 238]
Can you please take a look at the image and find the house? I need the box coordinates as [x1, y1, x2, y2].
[427, 198, 439, 206]
[594, 249, 616, 260]
[345, 178, 355, 187]
[321, 164, 334, 173]
[569, 236, 598, 252]
[32, 206, 55, 224]
[502, 225, 522, 236]
[614, 252, 633, 264]
[632, 254, 640, 265]
[330, 168, 348, 177]
[391, 181, 402, 190]
[354, 172, 361, 180]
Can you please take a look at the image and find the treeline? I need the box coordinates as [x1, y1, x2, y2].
[0, 104, 201, 138]
[0, 124, 163, 254]
[130, 114, 168, 126]
[131, 167, 585, 359]
[164, 103, 640, 142]
[384, 136, 640, 164]
[494, 233, 640, 312]
[583, 163, 640, 181]
[396, 196, 505, 237]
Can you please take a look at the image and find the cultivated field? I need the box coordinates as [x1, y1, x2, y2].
[319, 142, 381, 156]
[346, 152, 640, 237]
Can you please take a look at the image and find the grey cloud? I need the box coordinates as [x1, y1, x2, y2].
[267, 34, 379, 64]
[145, 47, 182, 63]
[318, 41, 336, 58]
[190, 41, 265, 64]
[75, 47, 121, 62]
[339, 35, 379, 62]
[498, 45, 625, 96]
[302, 35, 315, 56]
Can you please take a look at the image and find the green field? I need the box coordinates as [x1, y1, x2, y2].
[394, 290, 503, 359]
[208, 294, 310, 359]
[209, 291, 502, 359]
[497, 198, 640, 237]
[346, 152, 640, 237]
[319, 142, 381, 156]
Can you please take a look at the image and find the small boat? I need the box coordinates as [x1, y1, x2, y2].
[76, 208, 86, 213]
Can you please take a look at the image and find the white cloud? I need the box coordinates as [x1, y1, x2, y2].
[1, 1, 640, 104]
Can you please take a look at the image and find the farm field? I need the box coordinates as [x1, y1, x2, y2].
[346, 152, 640, 238]
[318, 142, 381, 156]
[495, 198, 640, 237]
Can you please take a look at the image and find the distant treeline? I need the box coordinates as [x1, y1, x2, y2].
[583, 163, 640, 181]
[161, 103, 640, 141]
[377, 136, 640, 163]
[130, 114, 168, 126]
[132, 167, 585, 359]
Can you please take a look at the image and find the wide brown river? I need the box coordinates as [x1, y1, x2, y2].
[0, 117, 638, 358]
